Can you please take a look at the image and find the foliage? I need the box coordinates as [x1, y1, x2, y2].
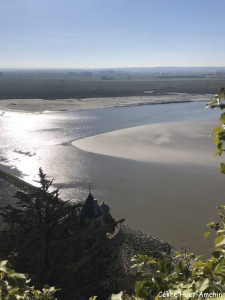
[131, 221, 225, 300]
[206, 87, 225, 174]
[0, 168, 122, 300]
[0, 259, 58, 300]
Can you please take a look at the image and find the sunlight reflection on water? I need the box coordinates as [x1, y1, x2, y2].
[0, 101, 220, 187]
[0, 102, 222, 256]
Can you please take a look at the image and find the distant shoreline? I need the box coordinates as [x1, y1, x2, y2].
[0, 93, 213, 113]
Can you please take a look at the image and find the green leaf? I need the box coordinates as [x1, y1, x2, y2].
[217, 205, 225, 210]
[33, 289, 39, 298]
[220, 113, 225, 124]
[213, 263, 224, 274]
[146, 259, 157, 264]
[206, 98, 218, 108]
[194, 278, 210, 293]
[214, 236, 225, 247]
[0, 260, 8, 273]
[220, 163, 225, 175]
[204, 232, 210, 240]
[213, 136, 220, 146]
[8, 273, 26, 289]
[207, 222, 214, 227]
[193, 260, 204, 268]
[212, 126, 222, 135]
[134, 281, 145, 296]
[215, 148, 222, 156]
[8, 287, 19, 295]
[175, 262, 180, 273]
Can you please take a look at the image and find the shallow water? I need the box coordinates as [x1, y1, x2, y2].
[0, 101, 222, 255]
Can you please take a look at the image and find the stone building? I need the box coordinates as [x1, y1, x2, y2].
[80, 192, 113, 225]
[80, 192, 124, 268]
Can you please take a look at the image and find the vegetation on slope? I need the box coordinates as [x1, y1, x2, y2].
[0, 169, 123, 300]
[0, 259, 58, 300]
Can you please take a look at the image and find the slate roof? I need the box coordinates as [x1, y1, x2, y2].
[80, 192, 103, 219]
[100, 202, 110, 213]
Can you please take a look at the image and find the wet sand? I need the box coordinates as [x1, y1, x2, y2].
[72, 119, 224, 256]
[72, 119, 220, 167]
[0, 93, 212, 113]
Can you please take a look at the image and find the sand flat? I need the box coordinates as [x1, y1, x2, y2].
[72, 119, 221, 167]
[0, 93, 212, 113]
[72, 118, 225, 256]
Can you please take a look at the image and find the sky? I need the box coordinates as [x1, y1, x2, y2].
[1, 0, 225, 68]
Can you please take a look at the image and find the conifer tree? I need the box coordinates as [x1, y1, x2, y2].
[0, 168, 123, 300]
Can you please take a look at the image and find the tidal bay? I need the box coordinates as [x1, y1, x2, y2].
[0, 100, 222, 255]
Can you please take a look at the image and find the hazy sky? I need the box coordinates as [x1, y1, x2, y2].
[1, 0, 225, 68]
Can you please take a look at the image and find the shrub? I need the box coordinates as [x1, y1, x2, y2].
[0, 259, 58, 300]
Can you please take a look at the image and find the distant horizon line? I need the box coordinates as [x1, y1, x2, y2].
[1, 66, 225, 70]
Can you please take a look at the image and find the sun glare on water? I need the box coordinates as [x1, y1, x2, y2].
[1, 112, 51, 185]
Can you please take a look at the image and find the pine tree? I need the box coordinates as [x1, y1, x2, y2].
[0, 168, 123, 299]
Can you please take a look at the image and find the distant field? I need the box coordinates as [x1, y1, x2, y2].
[0, 72, 224, 99]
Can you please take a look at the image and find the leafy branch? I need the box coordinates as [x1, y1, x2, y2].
[0, 260, 58, 299]
[206, 88, 225, 173]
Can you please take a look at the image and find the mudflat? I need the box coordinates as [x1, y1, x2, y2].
[72, 119, 219, 167]
[0, 93, 212, 113]
[72, 119, 223, 256]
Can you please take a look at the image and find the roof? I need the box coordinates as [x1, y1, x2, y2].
[100, 202, 110, 213]
[80, 192, 103, 219]
[84, 192, 94, 205]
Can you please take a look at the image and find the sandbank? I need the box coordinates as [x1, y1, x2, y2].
[72, 119, 220, 167]
[72, 119, 223, 256]
[0, 93, 212, 113]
